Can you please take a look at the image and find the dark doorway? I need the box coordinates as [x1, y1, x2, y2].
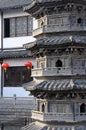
[42, 104, 45, 112]
[56, 60, 62, 67]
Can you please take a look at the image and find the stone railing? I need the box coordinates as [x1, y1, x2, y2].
[32, 110, 73, 122]
[32, 110, 86, 122]
[33, 24, 86, 36]
[75, 113, 86, 121]
[33, 27, 43, 36]
[0, 97, 35, 122]
[31, 67, 86, 77]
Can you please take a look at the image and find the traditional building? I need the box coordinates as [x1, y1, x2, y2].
[22, 0, 86, 130]
[0, 1, 36, 130]
[0, 0, 35, 97]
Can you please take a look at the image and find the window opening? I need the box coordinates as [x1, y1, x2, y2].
[4, 19, 10, 37]
[42, 104, 45, 112]
[77, 18, 83, 24]
[80, 103, 86, 114]
[56, 60, 62, 68]
[4, 16, 32, 37]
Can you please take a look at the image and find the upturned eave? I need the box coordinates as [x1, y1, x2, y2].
[23, 35, 86, 50]
[23, 79, 86, 92]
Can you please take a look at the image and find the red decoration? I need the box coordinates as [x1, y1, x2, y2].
[2, 63, 9, 72]
[25, 62, 32, 70]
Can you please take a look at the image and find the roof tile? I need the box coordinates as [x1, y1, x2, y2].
[0, 0, 31, 10]
[0, 50, 31, 59]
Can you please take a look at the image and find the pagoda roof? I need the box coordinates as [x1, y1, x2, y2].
[24, 79, 86, 92]
[23, 35, 86, 50]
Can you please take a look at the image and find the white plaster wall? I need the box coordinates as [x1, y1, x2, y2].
[33, 18, 38, 30]
[3, 36, 35, 48]
[3, 57, 36, 67]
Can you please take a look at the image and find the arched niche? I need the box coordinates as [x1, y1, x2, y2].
[80, 103, 86, 114]
[55, 60, 63, 68]
[42, 104, 45, 112]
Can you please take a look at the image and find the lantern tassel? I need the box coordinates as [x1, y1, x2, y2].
[27, 67, 31, 70]
[4, 68, 7, 72]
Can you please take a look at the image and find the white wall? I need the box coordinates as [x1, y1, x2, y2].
[3, 57, 36, 67]
[33, 18, 38, 30]
[3, 36, 35, 48]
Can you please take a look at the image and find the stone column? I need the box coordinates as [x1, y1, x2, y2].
[45, 101, 48, 112]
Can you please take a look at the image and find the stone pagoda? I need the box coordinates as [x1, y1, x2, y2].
[22, 0, 86, 130]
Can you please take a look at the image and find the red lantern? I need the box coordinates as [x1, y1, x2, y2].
[2, 63, 9, 72]
[25, 62, 32, 70]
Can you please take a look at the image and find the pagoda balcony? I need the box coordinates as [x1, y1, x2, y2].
[32, 110, 86, 122]
[32, 110, 73, 122]
[33, 24, 86, 37]
[31, 67, 86, 77]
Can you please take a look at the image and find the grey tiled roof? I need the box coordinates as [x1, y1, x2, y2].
[0, 0, 31, 10]
[23, 35, 86, 49]
[21, 122, 86, 130]
[35, 79, 86, 91]
[0, 50, 31, 59]
[24, 79, 86, 91]
[21, 122, 48, 130]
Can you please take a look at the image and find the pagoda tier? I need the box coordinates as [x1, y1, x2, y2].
[23, 36, 86, 78]
[24, 0, 86, 38]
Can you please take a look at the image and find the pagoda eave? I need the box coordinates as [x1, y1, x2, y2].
[23, 42, 86, 51]
[24, 0, 86, 15]
[23, 79, 86, 92]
